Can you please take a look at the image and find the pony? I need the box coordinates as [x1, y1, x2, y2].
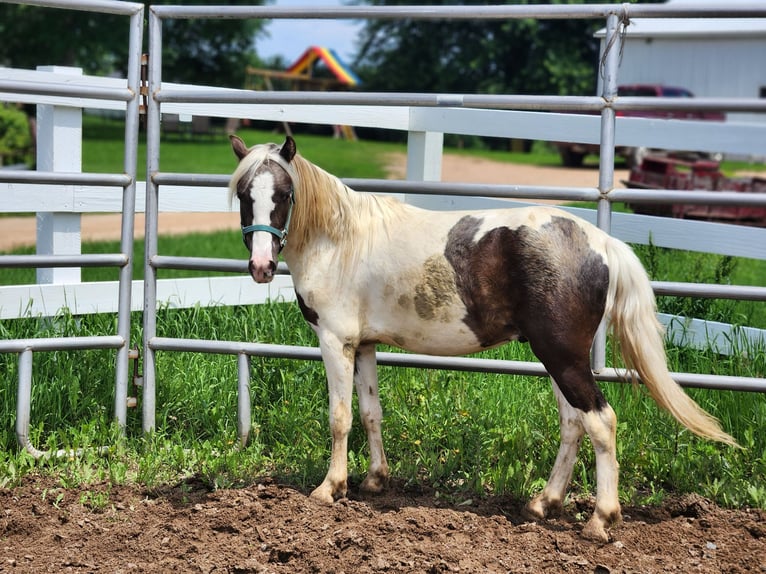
[228, 135, 737, 542]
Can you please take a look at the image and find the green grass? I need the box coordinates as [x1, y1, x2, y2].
[82, 115, 403, 180]
[0, 231, 764, 508]
[1, 115, 764, 510]
[0, 301, 763, 509]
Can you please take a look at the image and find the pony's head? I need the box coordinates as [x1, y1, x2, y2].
[229, 135, 298, 283]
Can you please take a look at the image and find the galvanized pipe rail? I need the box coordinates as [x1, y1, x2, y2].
[143, 3, 766, 444]
[151, 336, 766, 447]
[150, 174, 766, 303]
[0, 0, 144, 457]
[158, 89, 766, 115]
[154, 172, 766, 213]
[149, 3, 766, 20]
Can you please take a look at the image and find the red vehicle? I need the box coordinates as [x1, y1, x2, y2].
[556, 84, 725, 168]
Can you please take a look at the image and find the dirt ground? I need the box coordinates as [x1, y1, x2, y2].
[1, 475, 764, 573]
[4, 155, 765, 572]
[0, 154, 627, 251]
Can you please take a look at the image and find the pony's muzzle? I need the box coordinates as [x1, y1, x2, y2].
[249, 258, 276, 283]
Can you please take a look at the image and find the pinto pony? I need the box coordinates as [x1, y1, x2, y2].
[228, 135, 736, 542]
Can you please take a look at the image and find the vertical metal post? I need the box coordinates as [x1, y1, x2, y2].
[592, 11, 623, 372]
[142, 8, 163, 433]
[35, 66, 83, 286]
[113, 8, 145, 432]
[237, 353, 251, 447]
[15, 349, 35, 455]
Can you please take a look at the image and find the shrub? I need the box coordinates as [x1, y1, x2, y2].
[0, 104, 33, 166]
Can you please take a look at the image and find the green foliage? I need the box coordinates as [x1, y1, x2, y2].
[355, 0, 652, 97]
[0, 104, 32, 166]
[0, 1, 268, 88]
[157, 0, 266, 88]
[633, 239, 766, 328]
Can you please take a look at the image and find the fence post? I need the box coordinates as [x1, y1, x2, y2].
[35, 66, 83, 286]
[405, 130, 444, 209]
[592, 13, 622, 373]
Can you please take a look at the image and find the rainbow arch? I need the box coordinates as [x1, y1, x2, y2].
[286, 46, 361, 87]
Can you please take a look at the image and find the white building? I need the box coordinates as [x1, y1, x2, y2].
[596, 0, 766, 124]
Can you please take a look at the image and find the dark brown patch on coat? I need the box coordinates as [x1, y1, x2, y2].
[296, 292, 319, 326]
[444, 215, 610, 412]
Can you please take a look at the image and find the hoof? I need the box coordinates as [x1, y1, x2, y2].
[524, 495, 562, 521]
[309, 489, 334, 505]
[581, 520, 609, 543]
[309, 483, 340, 505]
[581, 511, 621, 543]
[360, 473, 389, 495]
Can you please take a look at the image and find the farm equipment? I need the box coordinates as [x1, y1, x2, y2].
[623, 155, 766, 226]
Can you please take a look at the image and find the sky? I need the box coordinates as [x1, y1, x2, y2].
[255, 0, 364, 65]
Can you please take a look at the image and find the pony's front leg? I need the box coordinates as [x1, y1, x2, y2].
[354, 344, 389, 493]
[310, 333, 356, 504]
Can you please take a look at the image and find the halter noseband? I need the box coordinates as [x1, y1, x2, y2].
[241, 185, 295, 251]
[241, 152, 297, 253]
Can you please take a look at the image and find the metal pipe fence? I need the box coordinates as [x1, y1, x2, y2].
[0, 0, 144, 456]
[1, 2, 764, 454]
[142, 3, 766, 443]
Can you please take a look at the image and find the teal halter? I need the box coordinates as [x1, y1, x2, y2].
[241, 185, 295, 252]
[240, 150, 298, 253]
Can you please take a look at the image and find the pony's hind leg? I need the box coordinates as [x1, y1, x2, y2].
[580, 403, 621, 542]
[529, 351, 621, 542]
[353, 344, 390, 493]
[526, 380, 585, 519]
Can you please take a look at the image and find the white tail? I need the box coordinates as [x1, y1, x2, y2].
[603, 238, 739, 447]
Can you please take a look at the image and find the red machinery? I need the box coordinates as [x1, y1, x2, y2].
[624, 155, 766, 226]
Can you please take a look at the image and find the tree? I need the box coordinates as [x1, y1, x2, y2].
[353, 0, 658, 97]
[155, 1, 267, 88]
[0, 1, 269, 88]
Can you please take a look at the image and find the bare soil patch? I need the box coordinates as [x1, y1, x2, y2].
[1, 475, 764, 573]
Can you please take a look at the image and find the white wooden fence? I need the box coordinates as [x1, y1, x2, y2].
[1, 67, 765, 356]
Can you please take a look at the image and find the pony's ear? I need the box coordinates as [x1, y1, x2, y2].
[230, 134, 249, 161]
[280, 136, 297, 163]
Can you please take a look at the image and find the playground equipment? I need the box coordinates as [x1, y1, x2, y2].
[246, 46, 360, 139]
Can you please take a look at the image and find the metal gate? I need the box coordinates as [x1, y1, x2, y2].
[142, 3, 766, 447]
[1, 2, 765, 454]
[0, 0, 144, 456]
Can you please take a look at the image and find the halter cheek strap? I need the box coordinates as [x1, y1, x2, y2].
[242, 185, 295, 252]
